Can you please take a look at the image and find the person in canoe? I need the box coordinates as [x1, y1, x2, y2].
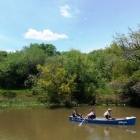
[86, 109, 96, 119]
[103, 108, 115, 120]
[72, 107, 82, 118]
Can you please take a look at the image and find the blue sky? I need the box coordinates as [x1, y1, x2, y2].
[0, 0, 140, 53]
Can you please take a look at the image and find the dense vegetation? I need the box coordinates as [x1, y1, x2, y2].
[0, 27, 140, 108]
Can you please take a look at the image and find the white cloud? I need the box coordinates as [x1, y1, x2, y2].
[24, 29, 68, 41]
[60, 5, 72, 18]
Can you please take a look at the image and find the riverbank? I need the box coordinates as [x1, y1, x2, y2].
[0, 89, 125, 109]
[0, 89, 46, 108]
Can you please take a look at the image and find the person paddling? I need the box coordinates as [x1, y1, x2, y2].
[86, 109, 96, 119]
[103, 108, 115, 120]
[72, 107, 82, 118]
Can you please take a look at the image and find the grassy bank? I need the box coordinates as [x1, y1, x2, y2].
[0, 89, 47, 108]
[0, 89, 124, 109]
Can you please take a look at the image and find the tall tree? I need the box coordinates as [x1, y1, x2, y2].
[114, 27, 140, 66]
[0, 46, 46, 89]
[36, 63, 76, 104]
[63, 50, 98, 103]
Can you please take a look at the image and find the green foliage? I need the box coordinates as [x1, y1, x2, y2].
[131, 70, 140, 82]
[0, 45, 48, 89]
[0, 51, 7, 62]
[114, 27, 140, 65]
[112, 61, 138, 80]
[30, 43, 60, 56]
[63, 50, 98, 103]
[96, 88, 114, 95]
[105, 43, 123, 56]
[36, 63, 76, 104]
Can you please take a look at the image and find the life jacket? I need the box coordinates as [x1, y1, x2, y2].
[88, 111, 96, 119]
[91, 110, 95, 115]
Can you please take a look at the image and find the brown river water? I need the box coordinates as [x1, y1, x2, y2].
[0, 106, 139, 140]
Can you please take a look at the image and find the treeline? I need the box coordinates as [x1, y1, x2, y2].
[0, 27, 140, 107]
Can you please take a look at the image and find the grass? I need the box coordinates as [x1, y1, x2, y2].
[0, 99, 45, 108]
[0, 89, 48, 108]
[0, 89, 124, 109]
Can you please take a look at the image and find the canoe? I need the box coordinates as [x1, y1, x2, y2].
[69, 116, 136, 125]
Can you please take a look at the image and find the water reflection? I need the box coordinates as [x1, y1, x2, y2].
[104, 127, 110, 136]
[89, 124, 136, 134]
[84, 124, 95, 133]
[70, 121, 137, 139]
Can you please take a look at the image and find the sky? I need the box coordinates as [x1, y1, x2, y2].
[0, 0, 140, 53]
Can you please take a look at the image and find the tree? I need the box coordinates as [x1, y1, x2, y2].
[36, 63, 76, 104]
[112, 27, 140, 107]
[0, 46, 46, 89]
[38, 43, 60, 56]
[0, 51, 7, 62]
[88, 49, 112, 87]
[114, 27, 140, 65]
[63, 50, 98, 103]
[112, 61, 138, 80]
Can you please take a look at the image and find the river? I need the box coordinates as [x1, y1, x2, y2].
[0, 106, 139, 140]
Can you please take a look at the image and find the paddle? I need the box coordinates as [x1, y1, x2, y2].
[78, 116, 87, 126]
